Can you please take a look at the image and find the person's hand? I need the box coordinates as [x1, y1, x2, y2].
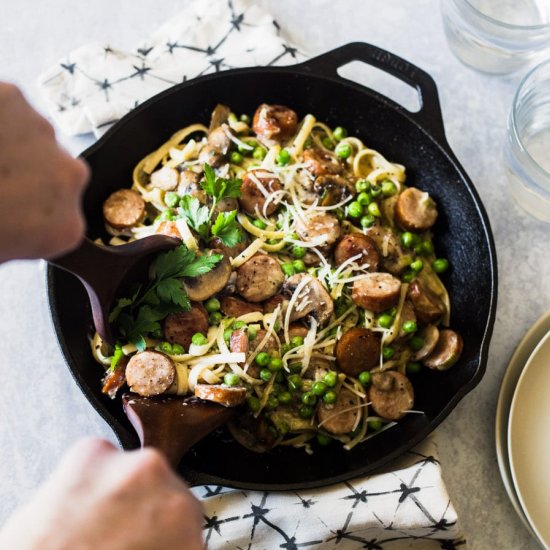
[0, 438, 205, 550]
[0, 82, 89, 263]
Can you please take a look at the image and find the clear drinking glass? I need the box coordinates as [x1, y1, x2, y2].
[441, 0, 550, 74]
[504, 59, 550, 221]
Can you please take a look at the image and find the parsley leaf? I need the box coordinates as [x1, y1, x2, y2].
[201, 163, 242, 202]
[178, 196, 209, 239]
[157, 278, 191, 310]
[211, 210, 245, 247]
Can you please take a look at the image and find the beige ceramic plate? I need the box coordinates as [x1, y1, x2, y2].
[508, 329, 550, 548]
[495, 311, 550, 541]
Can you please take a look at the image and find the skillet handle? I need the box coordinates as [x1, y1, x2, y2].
[298, 42, 447, 144]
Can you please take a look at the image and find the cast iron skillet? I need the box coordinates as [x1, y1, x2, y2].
[48, 42, 497, 490]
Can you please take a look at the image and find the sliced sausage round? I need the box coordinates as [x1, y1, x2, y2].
[334, 233, 380, 271]
[335, 327, 380, 376]
[194, 384, 247, 407]
[351, 273, 401, 313]
[395, 187, 438, 232]
[229, 328, 249, 358]
[263, 294, 288, 314]
[236, 254, 285, 302]
[287, 323, 309, 340]
[150, 166, 179, 191]
[317, 388, 361, 435]
[163, 303, 209, 349]
[252, 104, 298, 142]
[283, 273, 334, 326]
[183, 250, 232, 302]
[125, 351, 175, 397]
[238, 170, 283, 217]
[221, 296, 263, 317]
[247, 329, 278, 378]
[303, 148, 343, 177]
[103, 189, 145, 230]
[407, 280, 445, 324]
[365, 225, 410, 275]
[296, 213, 341, 249]
[368, 371, 414, 420]
[413, 324, 440, 361]
[101, 356, 129, 399]
[423, 329, 463, 370]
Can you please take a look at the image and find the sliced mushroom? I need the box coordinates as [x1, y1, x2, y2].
[252, 103, 298, 143]
[283, 273, 334, 327]
[365, 225, 411, 275]
[313, 174, 356, 206]
[210, 234, 248, 260]
[208, 104, 231, 132]
[368, 371, 414, 420]
[397, 301, 417, 340]
[183, 249, 232, 301]
[303, 148, 343, 177]
[150, 166, 179, 191]
[412, 324, 440, 361]
[177, 169, 206, 202]
[423, 329, 463, 370]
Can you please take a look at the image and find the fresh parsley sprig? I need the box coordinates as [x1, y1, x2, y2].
[109, 244, 222, 351]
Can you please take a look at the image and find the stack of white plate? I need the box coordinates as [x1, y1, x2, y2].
[496, 311, 550, 549]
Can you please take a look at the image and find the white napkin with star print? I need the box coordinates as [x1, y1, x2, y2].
[37, 1, 466, 547]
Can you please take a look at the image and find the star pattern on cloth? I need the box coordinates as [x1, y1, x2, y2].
[190, 437, 467, 549]
[38, 0, 307, 137]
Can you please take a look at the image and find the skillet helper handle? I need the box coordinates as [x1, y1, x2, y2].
[300, 42, 447, 144]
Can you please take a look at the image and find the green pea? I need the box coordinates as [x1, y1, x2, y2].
[268, 238, 279, 245]
[410, 336, 424, 351]
[228, 112, 238, 123]
[268, 357, 284, 371]
[400, 232, 415, 248]
[367, 202, 381, 217]
[381, 180, 397, 197]
[289, 363, 302, 374]
[370, 185, 382, 198]
[322, 136, 334, 150]
[368, 419, 382, 431]
[266, 396, 279, 410]
[224, 372, 240, 386]
[260, 368, 273, 382]
[415, 240, 434, 256]
[323, 390, 337, 404]
[357, 191, 371, 206]
[253, 146, 267, 160]
[276, 149, 291, 166]
[158, 209, 176, 222]
[402, 270, 415, 283]
[230, 151, 243, 164]
[247, 326, 257, 341]
[301, 391, 317, 406]
[238, 142, 253, 154]
[323, 371, 338, 388]
[240, 113, 251, 124]
[356, 179, 371, 193]
[332, 126, 348, 141]
[291, 245, 306, 258]
[233, 321, 246, 330]
[209, 312, 222, 325]
[287, 374, 303, 392]
[281, 262, 296, 277]
[280, 343, 292, 355]
[335, 142, 352, 159]
[407, 362, 422, 374]
[316, 433, 332, 445]
[278, 391, 292, 404]
[290, 335, 304, 348]
[402, 320, 418, 334]
[252, 218, 267, 230]
[347, 201, 363, 218]
[255, 352, 271, 367]
[223, 328, 233, 342]
[358, 371, 372, 387]
[298, 405, 314, 419]
[378, 314, 393, 329]
[159, 341, 173, 353]
[432, 258, 450, 273]
[171, 344, 185, 355]
[164, 192, 179, 208]
[312, 381, 328, 396]
[410, 259, 424, 273]
[382, 346, 394, 360]
[292, 259, 306, 273]
[205, 297, 221, 313]
[360, 214, 376, 228]
[247, 396, 261, 412]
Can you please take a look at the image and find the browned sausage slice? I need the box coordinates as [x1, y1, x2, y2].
[407, 280, 444, 324]
[263, 294, 288, 314]
[247, 329, 278, 378]
[334, 233, 380, 271]
[423, 329, 463, 370]
[156, 221, 182, 239]
[287, 323, 309, 340]
[125, 351, 175, 397]
[368, 371, 414, 420]
[303, 148, 343, 176]
[351, 273, 401, 313]
[296, 213, 341, 249]
[103, 189, 145, 230]
[194, 384, 247, 407]
[163, 303, 209, 349]
[150, 166, 179, 191]
[413, 324, 440, 361]
[317, 388, 361, 435]
[238, 170, 283, 216]
[236, 254, 285, 302]
[221, 296, 263, 317]
[229, 328, 249, 358]
[335, 327, 380, 375]
[395, 187, 438, 232]
[365, 225, 411, 275]
[101, 356, 129, 399]
[183, 250, 232, 302]
[283, 273, 334, 326]
[252, 104, 298, 142]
